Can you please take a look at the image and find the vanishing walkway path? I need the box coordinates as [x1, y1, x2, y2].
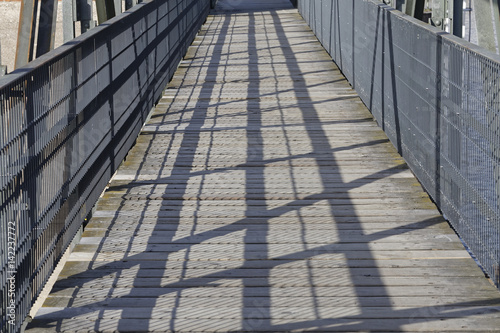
[27, 0, 500, 331]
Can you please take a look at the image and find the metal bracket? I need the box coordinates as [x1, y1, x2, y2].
[383, 0, 425, 20]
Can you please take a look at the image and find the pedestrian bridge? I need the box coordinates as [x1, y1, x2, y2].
[2, 0, 500, 332]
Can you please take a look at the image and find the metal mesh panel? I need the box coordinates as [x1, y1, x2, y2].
[0, 0, 210, 331]
[298, 0, 500, 288]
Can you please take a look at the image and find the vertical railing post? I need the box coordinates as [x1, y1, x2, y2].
[431, 0, 462, 37]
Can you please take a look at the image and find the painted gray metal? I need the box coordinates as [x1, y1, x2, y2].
[0, 0, 210, 332]
[35, 0, 59, 57]
[77, 0, 95, 34]
[0, 41, 5, 76]
[62, 0, 75, 42]
[15, 0, 38, 68]
[95, 0, 117, 24]
[298, 0, 500, 288]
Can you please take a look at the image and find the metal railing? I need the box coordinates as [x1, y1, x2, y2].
[298, 0, 500, 288]
[0, 0, 210, 331]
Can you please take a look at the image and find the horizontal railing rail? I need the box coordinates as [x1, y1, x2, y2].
[0, 0, 210, 331]
[298, 0, 500, 288]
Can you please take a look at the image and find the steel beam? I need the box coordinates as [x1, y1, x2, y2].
[0, 40, 6, 76]
[77, 0, 95, 33]
[36, 0, 59, 57]
[96, 0, 116, 24]
[114, 0, 122, 15]
[62, 0, 75, 42]
[15, 0, 38, 68]
[404, 0, 425, 20]
[452, 0, 463, 37]
[430, 0, 447, 30]
[431, 0, 463, 37]
[125, 0, 137, 10]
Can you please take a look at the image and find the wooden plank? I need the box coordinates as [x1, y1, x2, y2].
[31, 305, 500, 320]
[41, 295, 500, 309]
[25, 317, 500, 332]
[57, 259, 482, 273]
[66, 250, 475, 262]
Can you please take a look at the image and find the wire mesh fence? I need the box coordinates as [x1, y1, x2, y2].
[298, 0, 500, 288]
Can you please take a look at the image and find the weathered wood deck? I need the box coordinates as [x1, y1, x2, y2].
[27, 0, 500, 331]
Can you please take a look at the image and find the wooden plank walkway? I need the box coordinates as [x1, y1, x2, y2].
[27, 0, 500, 331]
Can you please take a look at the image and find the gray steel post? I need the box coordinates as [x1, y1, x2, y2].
[451, 0, 463, 37]
[114, 0, 122, 15]
[404, 0, 425, 20]
[0, 40, 6, 76]
[36, 0, 59, 57]
[385, 0, 425, 20]
[77, 0, 95, 33]
[125, 0, 137, 11]
[96, 0, 116, 24]
[62, 0, 75, 42]
[15, 0, 39, 68]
